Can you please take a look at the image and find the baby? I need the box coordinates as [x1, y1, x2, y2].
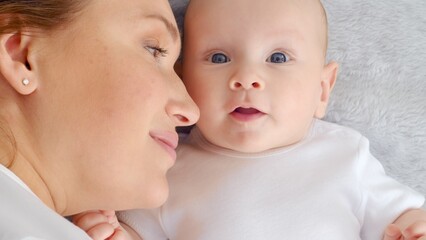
[75, 0, 426, 239]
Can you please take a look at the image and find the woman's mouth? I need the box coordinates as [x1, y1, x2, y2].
[230, 107, 265, 122]
[149, 131, 178, 162]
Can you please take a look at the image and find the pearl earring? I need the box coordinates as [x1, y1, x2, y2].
[22, 78, 30, 86]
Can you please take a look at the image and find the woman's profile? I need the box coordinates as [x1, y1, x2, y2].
[0, 0, 199, 239]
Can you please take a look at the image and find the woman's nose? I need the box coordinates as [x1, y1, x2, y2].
[166, 74, 200, 127]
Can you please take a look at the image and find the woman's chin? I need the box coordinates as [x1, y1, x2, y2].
[141, 180, 170, 208]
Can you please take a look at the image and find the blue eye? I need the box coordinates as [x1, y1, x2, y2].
[267, 52, 289, 63]
[210, 53, 230, 64]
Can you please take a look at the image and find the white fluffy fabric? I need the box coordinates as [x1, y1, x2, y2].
[169, 0, 426, 197]
[322, 0, 426, 196]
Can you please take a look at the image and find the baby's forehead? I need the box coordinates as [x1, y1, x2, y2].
[186, 0, 326, 26]
[185, 0, 327, 43]
[183, 0, 328, 58]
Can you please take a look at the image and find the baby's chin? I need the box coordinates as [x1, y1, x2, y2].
[214, 132, 306, 154]
[200, 125, 306, 153]
[217, 139, 284, 154]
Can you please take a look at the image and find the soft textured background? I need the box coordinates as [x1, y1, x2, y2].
[169, 0, 426, 198]
[322, 0, 426, 197]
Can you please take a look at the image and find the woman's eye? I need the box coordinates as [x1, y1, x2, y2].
[267, 52, 289, 63]
[210, 53, 230, 64]
[145, 46, 168, 58]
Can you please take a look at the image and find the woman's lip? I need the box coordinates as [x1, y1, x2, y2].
[149, 131, 178, 161]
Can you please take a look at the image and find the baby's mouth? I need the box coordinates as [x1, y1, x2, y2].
[230, 107, 265, 121]
[233, 107, 261, 114]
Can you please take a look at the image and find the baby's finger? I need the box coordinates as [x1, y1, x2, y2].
[383, 224, 403, 240]
[87, 222, 115, 240]
[75, 212, 109, 231]
[100, 210, 121, 229]
[402, 221, 426, 239]
[107, 228, 127, 240]
[72, 210, 101, 225]
[100, 210, 116, 218]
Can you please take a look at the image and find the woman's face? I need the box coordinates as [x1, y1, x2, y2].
[27, 0, 198, 213]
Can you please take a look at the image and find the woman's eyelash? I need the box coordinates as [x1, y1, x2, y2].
[155, 47, 168, 57]
[146, 45, 168, 58]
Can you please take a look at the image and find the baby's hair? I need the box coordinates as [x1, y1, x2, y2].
[319, 0, 329, 56]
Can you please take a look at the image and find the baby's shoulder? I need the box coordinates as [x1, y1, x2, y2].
[313, 119, 365, 141]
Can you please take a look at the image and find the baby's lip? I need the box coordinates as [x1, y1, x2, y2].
[232, 107, 263, 114]
[230, 107, 265, 122]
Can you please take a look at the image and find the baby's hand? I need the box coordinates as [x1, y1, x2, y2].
[383, 222, 426, 240]
[73, 210, 127, 240]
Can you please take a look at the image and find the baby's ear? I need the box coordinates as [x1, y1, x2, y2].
[0, 32, 38, 95]
[314, 61, 338, 118]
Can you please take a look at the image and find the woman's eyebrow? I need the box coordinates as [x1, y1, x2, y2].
[145, 14, 179, 42]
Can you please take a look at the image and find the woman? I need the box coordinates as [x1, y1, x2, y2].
[0, 0, 199, 239]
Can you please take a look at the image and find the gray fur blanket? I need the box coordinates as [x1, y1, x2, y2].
[322, 0, 426, 197]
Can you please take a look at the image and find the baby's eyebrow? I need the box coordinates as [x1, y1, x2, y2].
[145, 14, 180, 42]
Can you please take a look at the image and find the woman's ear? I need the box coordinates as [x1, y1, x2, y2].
[314, 61, 338, 118]
[0, 32, 38, 95]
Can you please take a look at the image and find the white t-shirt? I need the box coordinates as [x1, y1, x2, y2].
[119, 120, 425, 240]
[0, 165, 91, 240]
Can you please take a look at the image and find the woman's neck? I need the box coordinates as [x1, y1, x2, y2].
[9, 153, 59, 212]
[1, 97, 70, 216]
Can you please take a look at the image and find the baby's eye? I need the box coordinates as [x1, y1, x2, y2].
[210, 53, 230, 64]
[267, 52, 289, 63]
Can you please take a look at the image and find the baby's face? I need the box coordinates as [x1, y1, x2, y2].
[182, 0, 336, 152]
